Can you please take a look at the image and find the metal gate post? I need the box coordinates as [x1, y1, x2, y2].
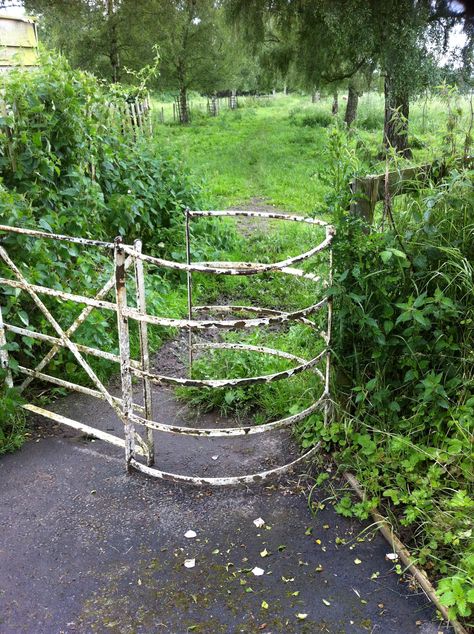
[185, 208, 193, 372]
[0, 303, 13, 388]
[133, 239, 154, 466]
[114, 236, 135, 471]
[324, 225, 334, 426]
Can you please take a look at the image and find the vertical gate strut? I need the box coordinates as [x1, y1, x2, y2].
[134, 239, 154, 466]
[114, 237, 135, 470]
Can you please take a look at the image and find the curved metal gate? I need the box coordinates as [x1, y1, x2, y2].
[0, 210, 334, 485]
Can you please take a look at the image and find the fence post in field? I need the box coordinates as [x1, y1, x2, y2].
[348, 158, 474, 226]
[114, 236, 135, 471]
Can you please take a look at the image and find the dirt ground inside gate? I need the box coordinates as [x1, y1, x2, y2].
[0, 334, 452, 634]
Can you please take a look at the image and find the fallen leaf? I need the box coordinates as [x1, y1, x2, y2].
[258, 624, 267, 630]
[245, 586, 254, 593]
[291, 591, 300, 596]
[322, 599, 331, 606]
[137, 578, 142, 586]
[260, 548, 270, 558]
[261, 600, 269, 609]
[296, 613, 307, 620]
[252, 567, 264, 576]
[323, 524, 330, 529]
[211, 455, 219, 460]
[315, 539, 321, 545]
[315, 564, 323, 572]
[305, 527, 313, 535]
[282, 576, 294, 583]
[212, 548, 220, 555]
[185, 530, 197, 539]
[184, 558, 195, 569]
[354, 558, 362, 565]
[253, 517, 265, 528]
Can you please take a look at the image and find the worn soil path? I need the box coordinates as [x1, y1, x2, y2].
[0, 202, 451, 634]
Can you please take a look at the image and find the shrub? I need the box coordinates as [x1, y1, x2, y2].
[289, 107, 334, 128]
[0, 53, 236, 450]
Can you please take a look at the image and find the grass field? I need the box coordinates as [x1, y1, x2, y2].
[152, 91, 472, 212]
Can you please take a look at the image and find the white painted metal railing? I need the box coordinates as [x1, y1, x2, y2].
[0, 209, 334, 485]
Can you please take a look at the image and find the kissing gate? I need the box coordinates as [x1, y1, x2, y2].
[0, 210, 334, 485]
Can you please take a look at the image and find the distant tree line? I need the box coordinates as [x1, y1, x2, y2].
[16, 0, 474, 153]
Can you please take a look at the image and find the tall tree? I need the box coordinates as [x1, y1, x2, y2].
[227, 0, 473, 154]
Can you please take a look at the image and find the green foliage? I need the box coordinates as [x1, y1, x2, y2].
[289, 107, 334, 128]
[0, 379, 26, 455]
[0, 53, 219, 426]
[326, 163, 474, 622]
[178, 324, 324, 424]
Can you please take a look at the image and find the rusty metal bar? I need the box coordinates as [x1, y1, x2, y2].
[0, 277, 118, 313]
[185, 208, 193, 371]
[121, 232, 333, 276]
[323, 225, 334, 427]
[130, 393, 326, 437]
[192, 304, 322, 332]
[188, 210, 329, 226]
[0, 303, 13, 388]
[125, 297, 327, 330]
[187, 262, 323, 283]
[134, 239, 154, 466]
[4, 323, 142, 368]
[133, 349, 326, 389]
[14, 255, 133, 392]
[0, 275, 326, 330]
[0, 246, 128, 426]
[22, 403, 145, 456]
[193, 342, 307, 365]
[129, 441, 321, 486]
[114, 237, 135, 469]
[17, 365, 145, 414]
[0, 224, 114, 249]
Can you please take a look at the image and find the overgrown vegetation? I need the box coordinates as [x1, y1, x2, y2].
[327, 164, 474, 623]
[0, 54, 233, 452]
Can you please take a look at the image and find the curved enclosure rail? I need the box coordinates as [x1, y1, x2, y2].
[0, 210, 334, 485]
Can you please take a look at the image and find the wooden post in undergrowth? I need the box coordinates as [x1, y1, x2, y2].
[349, 157, 473, 226]
[207, 95, 219, 117]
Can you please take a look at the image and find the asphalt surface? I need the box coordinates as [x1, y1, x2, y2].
[0, 371, 450, 634]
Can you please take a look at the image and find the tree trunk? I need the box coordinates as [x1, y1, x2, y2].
[344, 83, 359, 127]
[107, 0, 120, 83]
[383, 75, 412, 157]
[331, 90, 339, 115]
[178, 85, 189, 124]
